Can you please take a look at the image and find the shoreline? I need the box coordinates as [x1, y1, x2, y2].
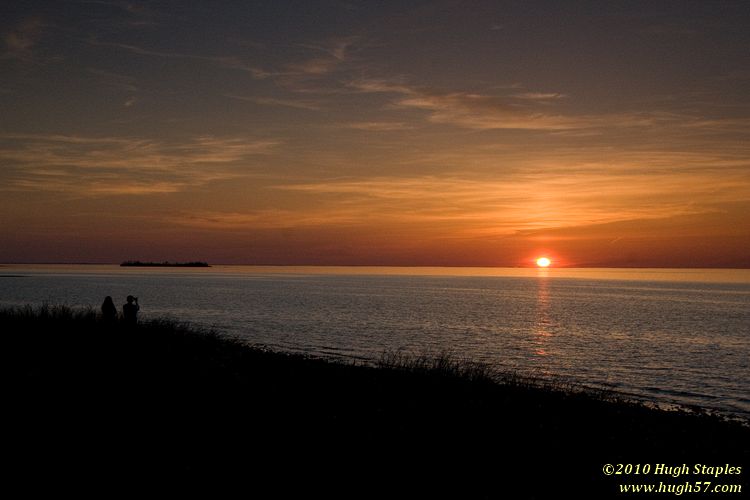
[3, 305, 748, 498]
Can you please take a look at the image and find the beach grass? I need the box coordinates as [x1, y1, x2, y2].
[3, 305, 747, 498]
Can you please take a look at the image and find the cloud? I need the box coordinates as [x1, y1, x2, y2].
[297, 36, 358, 65]
[3, 18, 45, 60]
[286, 57, 340, 76]
[678, 117, 750, 133]
[348, 79, 414, 95]
[90, 35, 358, 92]
[226, 94, 322, 111]
[344, 122, 414, 131]
[266, 36, 360, 93]
[119, 1, 159, 27]
[89, 40, 271, 77]
[348, 78, 743, 132]
[265, 155, 749, 236]
[87, 68, 139, 92]
[74, 0, 161, 28]
[86, 68, 140, 107]
[213, 56, 275, 78]
[511, 92, 567, 101]
[0, 134, 280, 196]
[396, 91, 585, 130]
[348, 79, 592, 130]
[164, 209, 365, 230]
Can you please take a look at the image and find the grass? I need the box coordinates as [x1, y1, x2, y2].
[3, 305, 748, 498]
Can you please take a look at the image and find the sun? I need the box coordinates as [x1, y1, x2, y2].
[536, 257, 551, 268]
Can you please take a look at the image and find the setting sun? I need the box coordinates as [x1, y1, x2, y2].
[536, 257, 551, 268]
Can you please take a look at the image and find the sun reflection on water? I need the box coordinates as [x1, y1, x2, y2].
[532, 272, 553, 366]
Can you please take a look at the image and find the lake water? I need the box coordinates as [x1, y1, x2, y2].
[1, 264, 749, 416]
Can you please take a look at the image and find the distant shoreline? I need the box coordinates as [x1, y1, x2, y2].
[1, 262, 749, 270]
[120, 261, 211, 267]
[1, 263, 748, 284]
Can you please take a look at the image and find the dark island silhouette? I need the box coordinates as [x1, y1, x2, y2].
[120, 260, 211, 267]
[3, 304, 747, 498]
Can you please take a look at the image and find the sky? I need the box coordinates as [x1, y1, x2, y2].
[1, 0, 749, 267]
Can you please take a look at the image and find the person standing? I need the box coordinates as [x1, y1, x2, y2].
[101, 296, 117, 323]
[123, 295, 140, 325]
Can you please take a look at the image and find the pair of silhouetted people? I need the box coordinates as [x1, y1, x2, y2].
[101, 295, 139, 324]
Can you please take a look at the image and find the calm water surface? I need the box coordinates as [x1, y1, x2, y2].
[2, 265, 748, 416]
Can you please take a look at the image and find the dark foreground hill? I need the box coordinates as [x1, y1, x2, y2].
[2, 306, 747, 498]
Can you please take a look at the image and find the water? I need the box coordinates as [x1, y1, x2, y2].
[1, 264, 748, 416]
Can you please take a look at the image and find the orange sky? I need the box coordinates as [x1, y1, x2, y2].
[1, 2, 749, 267]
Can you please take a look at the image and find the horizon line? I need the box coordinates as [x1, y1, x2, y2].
[2, 262, 749, 270]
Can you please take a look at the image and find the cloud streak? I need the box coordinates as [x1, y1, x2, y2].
[347, 79, 724, 132]
[344, 122, 414, 131]
[88, 39, 272, 78]
[266, 161, 748, 236]
[0, 134, 280, 196]
[511, 92, 567, 101]
[163, 208, 366, 231]
[226, 94, 323, 111]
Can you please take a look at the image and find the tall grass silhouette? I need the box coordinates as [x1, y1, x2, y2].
[3, 304, 747, 498]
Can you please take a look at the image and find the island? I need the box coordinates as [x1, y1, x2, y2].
[120, 260, 211, 267]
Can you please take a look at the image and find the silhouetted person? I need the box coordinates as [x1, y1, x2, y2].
[123, 295, 139, 325]
[101, 296, 117, 323]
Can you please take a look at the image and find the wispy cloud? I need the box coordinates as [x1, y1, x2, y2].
[3, 18, 46, 60]
[348, 78, 749, 133]
[396, 91, 585, 130]
[307, 37, 357, 61]
[90, 35, 359, 90]
[511, 92, 567, 101]
[190, 36, 359, 97]
[348, 79, 413, 95]
[0, 134, 280, 196]
[118, 1, 159, 27]
[75, 0, 161, 27]
[87, 68, 138, 92]
[88, 39, 271, 77]
[348, 79, 593, 130]
[344, 122, 414, 131]
[226, 94, 322, 111]
[264, 156, 749, 235]
[285, 57, 340, 76]
[162, 174, 665, 233]
[268, 36, 360, 93]
[164, 208, 365, 230]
